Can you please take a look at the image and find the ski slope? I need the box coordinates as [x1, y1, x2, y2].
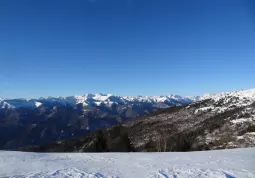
[0, 148, 255, 178]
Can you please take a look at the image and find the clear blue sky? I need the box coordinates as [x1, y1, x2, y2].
[1, 0, 255, 98]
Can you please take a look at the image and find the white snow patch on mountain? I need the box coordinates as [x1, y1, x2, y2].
[93, 93, 113, 101]
[0, 148, 254, 178]
[35, 102, 42, 107]
[231, 117, 255, 124]
[195, 106, 214, 114]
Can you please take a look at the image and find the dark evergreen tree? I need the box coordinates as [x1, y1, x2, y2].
[175, 134, 192, 151]
[144, 139, 155, 151]
[120, 132, 134, 152]
[94, 130, 108, 152]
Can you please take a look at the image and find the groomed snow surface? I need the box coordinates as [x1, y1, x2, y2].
[0, 148, 255, 178]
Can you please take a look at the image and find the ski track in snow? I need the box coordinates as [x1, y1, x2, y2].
[0, 148, 255, 178]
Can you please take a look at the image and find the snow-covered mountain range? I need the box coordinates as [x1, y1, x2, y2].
[0, 93, 199, 109]
[25, 88, 255, 153]
[1, 89, 255, 151]
[2, 88, 255, 109]
[0, 93, 198, 150]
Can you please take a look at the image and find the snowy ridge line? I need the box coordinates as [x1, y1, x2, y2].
[200, 88, 255, 101]
[0, 93, 199, 109]
[193, 88, 255, 115]
[1, 88, 255, 109]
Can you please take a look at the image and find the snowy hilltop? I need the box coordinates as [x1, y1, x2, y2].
[200, 88, 255, 102]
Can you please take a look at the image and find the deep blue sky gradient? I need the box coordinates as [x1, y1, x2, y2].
[1, 0, 255, 98]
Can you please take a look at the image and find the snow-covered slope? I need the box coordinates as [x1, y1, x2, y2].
[0, 148, 254, 178]
[195, 88, 255, 115]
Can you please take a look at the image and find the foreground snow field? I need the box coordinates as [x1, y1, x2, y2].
[0, 148, 255, 178]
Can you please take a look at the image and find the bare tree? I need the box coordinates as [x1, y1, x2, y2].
[154, 129, 168, 152]
[163, 136, 167, 152]
[154, 130, 161, 152]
